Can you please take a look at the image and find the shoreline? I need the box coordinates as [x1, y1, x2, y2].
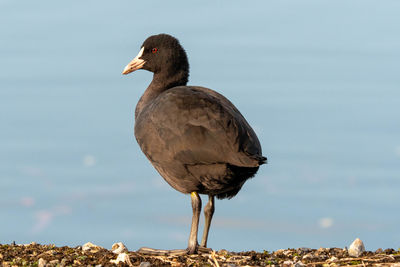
[1, 242, 400, 266]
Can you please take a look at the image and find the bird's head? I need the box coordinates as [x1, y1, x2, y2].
[122, 34, 189, 77]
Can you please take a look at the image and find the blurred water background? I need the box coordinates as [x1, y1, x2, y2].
[1, 0, 399, 252]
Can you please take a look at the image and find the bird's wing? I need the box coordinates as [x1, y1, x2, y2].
[135, 86, 263, 168]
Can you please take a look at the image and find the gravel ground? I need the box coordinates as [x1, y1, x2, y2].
[1, 242, 400, 266]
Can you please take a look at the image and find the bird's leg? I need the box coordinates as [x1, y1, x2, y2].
[200, 195, 215, 248]
[137, 192, 210, 256]
[187, 191, 201, 254]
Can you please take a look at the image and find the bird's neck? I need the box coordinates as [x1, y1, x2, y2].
[135, 70, 189, 119]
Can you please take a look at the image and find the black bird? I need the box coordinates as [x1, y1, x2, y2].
[122, 34, 267, 255]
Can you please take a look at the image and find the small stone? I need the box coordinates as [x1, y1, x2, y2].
[60, 258, 68, 267]
[110, 252, 133, 266]
[23, 242, 37, 247]
[348, 238, 365, 257]
[274, 249, 285, 256]
[218, 249, 229, 255]
[82, 242, 103, 253]
[327, 256, 338, 262]
[384, 248, 395, 254]
[375, 248, 383, 253]
[111, 242, 128, 254]
[302, 253, 316, 260]
[294, 262, 306, 267]
[282, 260, 293, 266]
[38, 258, 47, 267]
[139, 261, 151, 267]
[283, 250, 292, 256]
[48, 259, 60, 266]
[297, 247, 312, 254]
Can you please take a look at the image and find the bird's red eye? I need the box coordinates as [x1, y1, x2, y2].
[152, 48, 158, 54]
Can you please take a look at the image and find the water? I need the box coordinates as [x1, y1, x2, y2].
[1, 0, 399, 252]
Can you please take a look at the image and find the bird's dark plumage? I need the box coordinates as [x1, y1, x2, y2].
[123, 33, 267, 254]
[135, 85, 266, 199]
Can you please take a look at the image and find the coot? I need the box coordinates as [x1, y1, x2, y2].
[122, 34, 267, 255]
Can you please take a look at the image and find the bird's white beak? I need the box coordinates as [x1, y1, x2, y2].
[122, 47, 145, 75]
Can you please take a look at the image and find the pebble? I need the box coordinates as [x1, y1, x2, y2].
[348, 238, 365, 257]
[23, 242, 37, 247]
[297, 247, 312, 254]
[139, 261, 152, 267]
[218, 249, 229, 255]
[111, 242, 128, 254]
[283, 250, 292, 256]
[302, 253, 318, 260]
[82, 242, 103, 253]
[272, 249, 292, 256]
[327, 256, 338, 262]
[48, 259, 60, 266]
[38, 258, 47, 267]
[110, 252, 133, 266]
[282, 260, 293, 266]
[294, 262, 306, 267]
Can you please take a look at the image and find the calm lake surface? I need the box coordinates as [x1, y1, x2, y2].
[1, 0, 399, 252]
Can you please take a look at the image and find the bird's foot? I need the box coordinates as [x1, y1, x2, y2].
[137, 246, 212, 256]
[186, 244, 212, 255]
[197, 246, 212, 254]
[137, 247, 187, 256]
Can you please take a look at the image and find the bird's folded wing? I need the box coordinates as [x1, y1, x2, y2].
[135, 86, 262, 168]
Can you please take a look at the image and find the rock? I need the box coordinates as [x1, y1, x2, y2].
[38, 258, 47, 267]
[82, 242, 103, 253]
[60, 258, 68, 267]
[384, 248, 395, 254]
[274, 249, 285, 256]
[348, 238, 365, 257]
[282, 260, 293, 266]
[48, 259, 60, 266]
[283, 250, 292, 256]
[327, 256, 338, 262]
[297, 247, 312, 254]
[139, 262, 151, 267]
[110, 252, 133, 266]
[375, 248, 383, 253]
[111, 242, 128, 254]
[23, 242, 37, 246]
[218, 249, 229, 255]
[302, 253, 317, 261]
[294, 262, 306, 267]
